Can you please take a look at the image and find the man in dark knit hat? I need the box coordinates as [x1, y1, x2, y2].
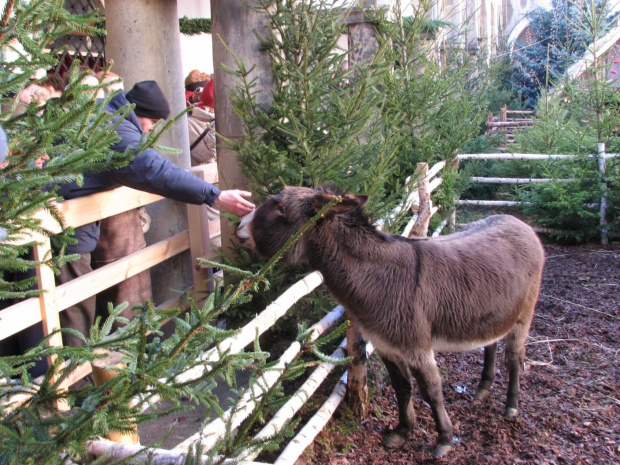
[56, 80, 254, 347]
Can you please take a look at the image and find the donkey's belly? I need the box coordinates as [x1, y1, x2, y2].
[432, 335, 504, 353]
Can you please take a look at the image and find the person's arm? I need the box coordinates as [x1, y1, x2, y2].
[108, 147, 221, 205]
[109, 148, 255, 215]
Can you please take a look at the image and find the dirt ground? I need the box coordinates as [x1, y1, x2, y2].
[136, 242, 619, 464]
[297, 242, 620, 465]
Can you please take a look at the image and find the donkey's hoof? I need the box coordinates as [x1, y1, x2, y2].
[383, 431, 407, 449]
[474, 388, 491, 401]
[433, 443, 452, 458]
[504, 407, 518, 418]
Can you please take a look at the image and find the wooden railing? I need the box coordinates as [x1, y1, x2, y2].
[0, 164, 219, 394]
[485, 105, 535, 148]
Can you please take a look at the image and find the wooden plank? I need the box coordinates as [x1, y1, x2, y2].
[456, 199, 523, 206]
[57, 187, 165, 229]
[190, 163, 218, 184]
[55, 231, 190, 311]
[0, 298, 42, 340]
[186, 166, 219, 294]
[470, 177, 573, 184]
[32, 238, 69, 410]
[457, 153, 577, 160]
[426, 160, 446, 181]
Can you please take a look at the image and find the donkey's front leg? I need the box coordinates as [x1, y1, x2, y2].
[381, 356, 416, 449]
[411, 351, 453, 458]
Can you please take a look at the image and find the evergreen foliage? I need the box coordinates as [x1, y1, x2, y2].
[511, 0, 620, 241]
[372, 1, 492, 199]
[228, 0, 493, 228]
[228, 0, 398, 220]
[1, 0, 136, 300]
[179, 16, 212, 36]
[1, 1, 345, 463]
[511, 0, 617, 108]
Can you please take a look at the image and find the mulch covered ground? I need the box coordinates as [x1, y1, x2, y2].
[298, 243, 620, 464]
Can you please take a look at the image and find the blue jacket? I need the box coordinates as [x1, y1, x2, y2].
[58, 92, 221, 253]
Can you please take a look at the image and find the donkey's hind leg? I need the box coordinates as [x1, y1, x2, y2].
[381, 356, 416, 450]
[475, 342, 498, 401]
[504, 315, 535, 418]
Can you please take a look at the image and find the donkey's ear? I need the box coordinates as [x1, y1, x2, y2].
[312, 193, 337, 213]
[312, 193, 368, 215]
[337, 194, 369, 213]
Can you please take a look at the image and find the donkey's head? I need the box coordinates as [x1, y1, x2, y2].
[235, 184, 368, 263]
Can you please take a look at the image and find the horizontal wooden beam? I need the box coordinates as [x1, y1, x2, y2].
[470, 177, 573, 184]
[57, 187, 165, 229]
[56, 231, 190, 311]
[0, 232, 190, 340]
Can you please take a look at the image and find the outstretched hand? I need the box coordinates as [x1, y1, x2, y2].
[214, 190, 255, 216]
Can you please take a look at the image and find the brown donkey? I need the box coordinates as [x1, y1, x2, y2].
[236, 184, 545, 457]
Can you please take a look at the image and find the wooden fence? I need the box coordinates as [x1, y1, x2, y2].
[455, 145, 619, 244]
[485, 106, 535, 148]
[0, 161, 445, 464]
[0, 164, 219, 404]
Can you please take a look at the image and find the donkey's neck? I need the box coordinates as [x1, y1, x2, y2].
[307, 220, 416, 297]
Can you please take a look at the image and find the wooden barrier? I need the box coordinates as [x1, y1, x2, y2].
[0, 165, 218, 400]
[455, 149, 619, 244]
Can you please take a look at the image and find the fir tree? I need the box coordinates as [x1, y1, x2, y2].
[1, 2, 344, 463]
[0, 0, 131, 300]
[513, 0, 620, 241]
[511, 0, 617, 108]
[227, 0, 400, 219]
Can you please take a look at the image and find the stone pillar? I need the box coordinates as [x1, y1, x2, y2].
[210, 0, 274, 253]
[104, 0, 193, 304]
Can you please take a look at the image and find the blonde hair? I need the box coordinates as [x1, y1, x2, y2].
[184, 69, 211, 87]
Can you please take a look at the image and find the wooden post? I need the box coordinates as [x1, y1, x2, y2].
[32, 238, 69, 411]
[345, 313, 368, 419]
[598, 143, 608, 245]
[186, 165, 218, 295]
[409, 163, 432, 238]
[91, 350, 140, 445]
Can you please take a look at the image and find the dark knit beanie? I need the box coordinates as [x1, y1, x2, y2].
[126, 80, 170, 120]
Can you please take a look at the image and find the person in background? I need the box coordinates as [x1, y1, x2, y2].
[184, 69, 210, 108]
[96, 70, 124, 97]
[56, 80, 254, 347]
[14, 74, 65, 114]
[188, 78, 216, 167]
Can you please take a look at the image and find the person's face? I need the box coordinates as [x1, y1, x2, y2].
[137, 116, 159, 133]
[34, 154, 49, 169]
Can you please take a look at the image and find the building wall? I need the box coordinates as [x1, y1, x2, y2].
[178, 2, 214, 78]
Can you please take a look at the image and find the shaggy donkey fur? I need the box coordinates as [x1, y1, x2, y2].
[236, 184, 545, 458]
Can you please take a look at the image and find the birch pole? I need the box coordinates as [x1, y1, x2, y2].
[598, 143, 609, 245]
[409, 163, 433, 238]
